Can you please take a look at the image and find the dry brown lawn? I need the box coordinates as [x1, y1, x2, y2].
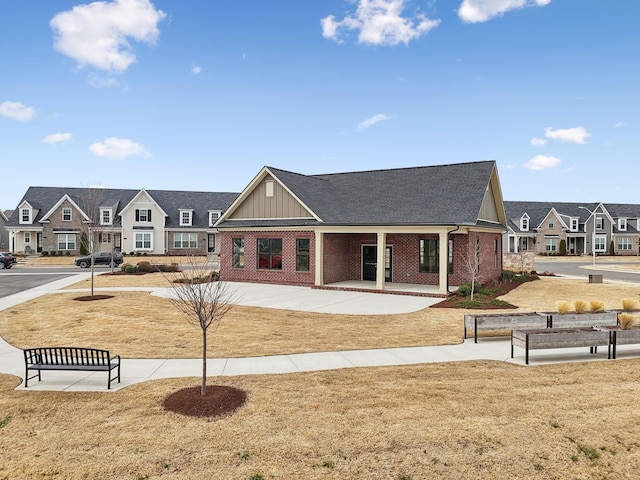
[2, 275, 640, 479]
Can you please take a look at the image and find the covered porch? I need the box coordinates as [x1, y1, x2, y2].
[317, 280, 458, 298]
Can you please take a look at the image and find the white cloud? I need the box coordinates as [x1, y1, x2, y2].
[89, 137, 151, 159]
[88, 74, 123, 89]
[357, 113, 392, 131]
[458, 0, 551, 24]
[50, 0, 166, 73]
[530, 137, 546, 147]
[0, 101, 35, 121]
[43, 133, 73, 144]
[614, 121, 627, 128]
[321, 0, 440, 46]
[191, 65, 202, 75]
[523, 154, 561, 171]
[545, 126, 590, 144]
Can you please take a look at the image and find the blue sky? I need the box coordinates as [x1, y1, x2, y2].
[1, 0, 638, 210]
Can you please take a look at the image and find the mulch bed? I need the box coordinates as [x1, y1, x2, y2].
[163, 385, 247, 418]
[73, 295, 115, 302]
[431, 277, 536, 309]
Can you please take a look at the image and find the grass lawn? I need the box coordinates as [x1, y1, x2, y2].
[1, 275, 640, 479]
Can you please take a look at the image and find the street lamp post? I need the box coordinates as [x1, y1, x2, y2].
[578, 206, 596, 265]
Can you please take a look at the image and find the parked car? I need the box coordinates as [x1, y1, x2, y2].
[75, 252, 123, 268]
[0, 253, 14, 269]
[0, 252, 17, 265]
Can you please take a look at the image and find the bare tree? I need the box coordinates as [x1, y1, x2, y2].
[165, 256, 237, 396]
[456, 235, 498, 300]
[76, 188, 108, 297]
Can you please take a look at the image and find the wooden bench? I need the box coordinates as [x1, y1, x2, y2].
[464, 313, 549, 343]
[23, 347, 121, 389]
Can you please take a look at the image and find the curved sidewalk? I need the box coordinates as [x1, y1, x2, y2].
[0, 273, 628, 392]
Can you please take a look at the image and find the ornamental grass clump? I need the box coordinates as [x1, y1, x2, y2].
[556, 300, 572, 314]
[622, 298, 638, 311]
[589, 300, 605, 313]
[574, 300, 588, 314]
[618, 313, 639, 330]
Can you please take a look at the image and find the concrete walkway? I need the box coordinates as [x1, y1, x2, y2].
[0, 273, 635, 392]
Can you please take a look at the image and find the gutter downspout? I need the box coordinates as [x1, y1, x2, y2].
[447, 226, 460, 294]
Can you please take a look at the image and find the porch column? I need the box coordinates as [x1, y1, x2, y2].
[314, 231, 324, 286]
[439, 230, 448, 295]
[376, 232, 386, 290]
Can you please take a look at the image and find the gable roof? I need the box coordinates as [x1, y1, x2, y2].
[6, 187, 238, 229]
[219, 160, 505, 228]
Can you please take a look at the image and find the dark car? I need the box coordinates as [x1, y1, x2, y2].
[75, 251, 123, 268]
[0, 253, 14, 269]
[0, 252, 17, 265]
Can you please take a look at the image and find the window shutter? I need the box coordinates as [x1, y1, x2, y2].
[135, 209, 139, 221]
[148, 209, 152, 221]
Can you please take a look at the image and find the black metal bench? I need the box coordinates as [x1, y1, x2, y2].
[23, 347, 121, 389]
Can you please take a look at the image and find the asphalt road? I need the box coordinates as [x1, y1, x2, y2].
[535, 259, 640, 284]
[0, 266, 85, 299]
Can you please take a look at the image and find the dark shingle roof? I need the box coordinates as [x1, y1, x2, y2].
[266, 160, 499, 226]
[6, 187, 238, 229]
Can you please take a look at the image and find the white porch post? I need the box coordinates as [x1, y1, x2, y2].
[439, 230, 448, 295]
[314, 231, 324, 286]
[376, 232, 386, 290]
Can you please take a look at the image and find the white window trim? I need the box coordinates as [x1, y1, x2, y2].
[570, 218, 578, 232]
[100, 208, 112, 226]
[594, 235, 607, 252]
[209, 210, 221, 227]
[179, 210, 193, 226]
[618, 218, 627, 231]
[173, 232, 198, 249]
[520, 216, 529, 231]
[20, 208, 31, 224]
[134, 232, 153, 251]
[62, 207, 72, 222]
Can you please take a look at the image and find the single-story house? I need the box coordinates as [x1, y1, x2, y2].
[216, 160, 507, 295]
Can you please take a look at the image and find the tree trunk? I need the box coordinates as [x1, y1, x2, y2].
[201, 329, 207, 396]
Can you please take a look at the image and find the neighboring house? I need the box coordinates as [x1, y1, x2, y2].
[5, 187, 238, 256]
[0, 210, 10, 250]
[504, 201, 640, 256]
[216, 161, 507, 295]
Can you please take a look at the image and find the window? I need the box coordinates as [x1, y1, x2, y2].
[232, 238, 244, 268]
[257, 238, 282, 270]
[419, 239, 438, 273]
[135, 209, 152, 222]
[24, 232, 31, 243]
[99, 233, 112, 243]
[174, 232, 197, 249]
[619, 218, 627, 231]
[209, 211, 220, 226]
[520, 216, 529, 231]
[618, 237, 633, 251]
[571, 218, 578, 231]
[21, 208, 30, 223]
[265, 180, 274, 198]
[57, 233, 76, 250]
[180, 210, 192, 226]
[545, 238, 557, 252]
[296, 238, 310, 271]
[595, 217, 604, 230]
[101, 209, 112, 225]
[548, 218, 555, 229]
[494, 239, 499, 268]
[134, 232, 152, 250]
[595, 236, 606, 252]
[62, 208, 72, 221]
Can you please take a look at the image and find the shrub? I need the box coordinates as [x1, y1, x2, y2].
[490, 299, 512, 307]
[589, 300, 605, 313]
[619, 313, 638, 330]
[609, 241, 615, 256]
[457, 281, 482, 297]
[622, 298, 637, 311]
[41, 251, 49, 256]
[64, 251, 71, 256]
[556, 300, 571, 314]
[50, 250, 57, 256]
[502, 270, 516, 281]
[123, 264, 137, 274]
[559, 239, 566, 255]
[458, 299, 482, 309]
[136, 261, 157, 273]
[574, 300, 588, 314]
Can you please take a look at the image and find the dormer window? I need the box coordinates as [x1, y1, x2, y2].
[62, 207, 72, 221]
[619, 218, 627, 231]
[520, 216, 529, 231]
[570, 218, 578, 231]
[101, 208, 112, 225]
[180, 210, 193, 226]
[548, 218, 555, 229]
[209, 211, 221, 227]
[135, 209, 151, 222]
[20, 207, 31, 224]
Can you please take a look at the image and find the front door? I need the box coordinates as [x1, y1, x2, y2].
[362, 245, 392, 282]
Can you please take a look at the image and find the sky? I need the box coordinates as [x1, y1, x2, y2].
[1, 0, 638, 210]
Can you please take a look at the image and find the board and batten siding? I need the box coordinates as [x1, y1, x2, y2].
[229, 175, 314, 219]
[478, 182, 500, 223]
